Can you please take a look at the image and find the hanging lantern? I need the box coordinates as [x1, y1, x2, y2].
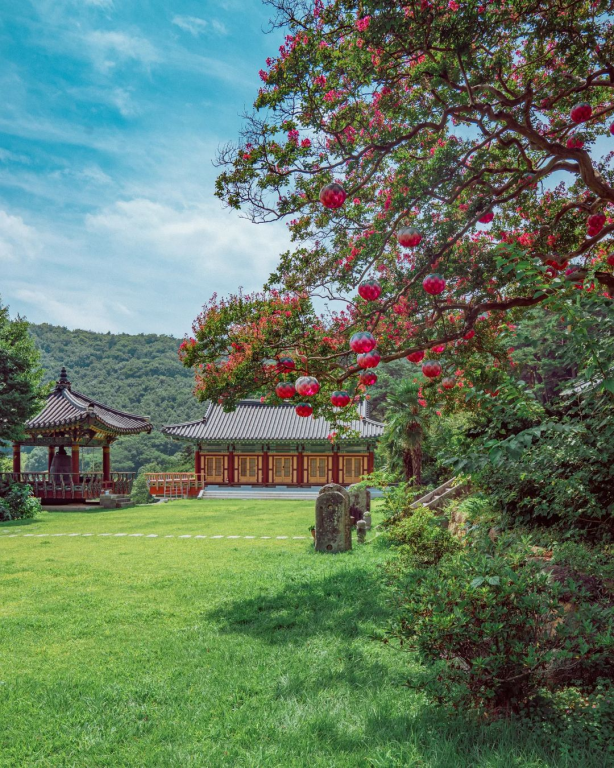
[319, 182, 347, 209]
[330, 390, 351, 407]
[275, 382, 296, 399]
[357, 349, 381, 369]
[396, 227, 422, 248]
[295, 403, 313, 417]
[277, 356, 296, 372]
[358, 279, 382, 301]
[349, 331, 377, 353]
[406, 350, 425, 364]
[422, 360, 442, 378]
[422, 274, 446, 295]
[295, 376, 320, 396]
[442, 377, 456, 390]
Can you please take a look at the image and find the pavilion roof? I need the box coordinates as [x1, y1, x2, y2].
[25, 368, 152, 436]
[161, 399, 384, 444]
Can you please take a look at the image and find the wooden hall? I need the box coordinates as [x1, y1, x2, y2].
[147, 399, 383, 497]
[1, 367, 152, 503]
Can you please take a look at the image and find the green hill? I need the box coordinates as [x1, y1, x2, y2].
[24, 324, 203, 473]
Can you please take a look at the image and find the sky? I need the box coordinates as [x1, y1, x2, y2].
[0, 0, 291, 336]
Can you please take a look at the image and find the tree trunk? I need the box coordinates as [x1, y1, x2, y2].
[410, 444, 422, 485]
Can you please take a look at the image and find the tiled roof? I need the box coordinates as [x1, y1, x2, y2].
[26, 369, 152, 435]
[162, 399, 384, 444]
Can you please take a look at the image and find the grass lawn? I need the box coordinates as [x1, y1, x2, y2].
[0, 500, 601, 767]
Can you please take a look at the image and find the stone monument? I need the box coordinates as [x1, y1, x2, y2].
[315, 485, 351, 553]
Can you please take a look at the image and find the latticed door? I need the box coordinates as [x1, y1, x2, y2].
[306, 455, 331, 484]
[238, 455, 261, 483]
[272, 455, 295, 483]
[341, 455, 367, 484]
[205, 455, 225, 483]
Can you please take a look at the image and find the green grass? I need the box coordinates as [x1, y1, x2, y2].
[0, 500, 601, 767]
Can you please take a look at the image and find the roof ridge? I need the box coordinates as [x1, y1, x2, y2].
[69, 389, 150, 422]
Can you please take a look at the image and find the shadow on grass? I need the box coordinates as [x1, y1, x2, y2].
[0, 517, 41, 528]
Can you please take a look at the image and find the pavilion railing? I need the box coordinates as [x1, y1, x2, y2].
[146, 473, 203, 499]
[0, 472, 136, 500]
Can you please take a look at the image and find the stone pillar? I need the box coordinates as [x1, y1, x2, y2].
[356, 520, 367, 544]
[71, 445, 80, 483]
[331, 451, 340, 484]
[102, 445, 111, 483]
[315, 489, 352, 553]
[12, 443, 21, 474]
[262, 451, 269, 485]
[48, 446, 55, 474]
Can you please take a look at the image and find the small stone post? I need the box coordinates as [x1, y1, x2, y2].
[315, 486, 351, 553]
[348, 483, 369, 525]
[363, 511, 372, 530]
[356, 520, 367, 544]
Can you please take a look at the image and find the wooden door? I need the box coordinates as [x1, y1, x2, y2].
[271, 455, 296, 484]
[204, 455, 225, 483]
[306, 454, 331, 484]
[237, 455, 262, 483]
[340, 455, 367, 484]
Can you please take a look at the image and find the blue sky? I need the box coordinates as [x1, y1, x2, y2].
[0, 0, 290, 335]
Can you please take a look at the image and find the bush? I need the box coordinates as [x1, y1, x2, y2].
[389, 550, 614, 714]
[385, 507, 459, 567]
[0, 483, 41, 521]
[130, 472, 155, 505]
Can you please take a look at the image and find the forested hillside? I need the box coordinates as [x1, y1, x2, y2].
[24, 324, 203, 473]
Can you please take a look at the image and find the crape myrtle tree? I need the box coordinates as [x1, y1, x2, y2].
[181, 0, 614, 426]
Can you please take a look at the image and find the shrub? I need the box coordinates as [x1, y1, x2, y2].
[130, 472, 155, 505]
[0, 483, 41, 521]
[389, 550, 614, 714]
[385, 507, 459, 567]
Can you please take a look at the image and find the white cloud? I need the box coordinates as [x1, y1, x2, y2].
[172, 15, 208, 36]
[0, 210, 42, 262]
[85, 30, 159, 73]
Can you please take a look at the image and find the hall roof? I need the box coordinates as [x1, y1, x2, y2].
[25, 368, 152, 436]
[162, 399, 384, 444]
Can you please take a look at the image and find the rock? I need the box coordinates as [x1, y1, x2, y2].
[347, 483, 369, 525]
[315, 490, 351, 553]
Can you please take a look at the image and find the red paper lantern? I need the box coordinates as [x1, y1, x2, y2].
[570, 102, 592, 124]
[396, 227, 422, 248]
[349, 331, 377, 353]
[277, 356, 296, 372]
[607, 254, 614, 266]
[275, 382, 296, 399]
[422, 273, 446, 295]
[331, 390, 351, 407]
[358, 279, 382, 301]
[422, 360, 442, 378]
[359, 371, 378, 386]
[319, 182, 347, 209]
[295, 403, 313, 417]
[295, 376, 320, 396]
[478, 211, 494, 224]
[610, 122, 614, 136]
[442, 377, 456, 390]
[463, 329, 475, 340]
[357, 349, 381, 369]
[566, 133, 584, 149]
[406, 350, 425, 363]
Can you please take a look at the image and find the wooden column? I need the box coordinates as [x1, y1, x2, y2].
[296, 451, 304, 485]
[48, 446, 55, 474]
[194, 447, 201, 482]
[12, 443, 21, 474]
[227, 451, 235, 485]
[367, 451, 375, 474]
[71, 445, 80, 483]
[332, 451, 340, 485]
[262, 451, 269, 485]
[102, 445, 111, 483]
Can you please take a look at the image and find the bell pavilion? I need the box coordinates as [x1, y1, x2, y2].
[147, 398, 383, 497]
[3, 368, 152, 503]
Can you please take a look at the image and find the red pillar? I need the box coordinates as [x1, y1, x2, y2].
[48, 446, 55, 473]
[194, 447, 201, 482]
[102, 445, 111, 483]
[332, 452, 340, 485]
[227, 451, 235, 485]
[71, 445, 80, 483]
[367, 451, 375, 474]
[12, 443, 21, 474]
[262, 451, 269, 485]
[296, 451, 304, 485]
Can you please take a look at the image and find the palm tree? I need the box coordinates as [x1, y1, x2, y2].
[380, 378, 430, 485]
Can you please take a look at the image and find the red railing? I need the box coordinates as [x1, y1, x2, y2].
[146, 473, 203, 499]
[0, 472, 136, 501]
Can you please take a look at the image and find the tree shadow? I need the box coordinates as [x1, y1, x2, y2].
[0, 517, 41, 528]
